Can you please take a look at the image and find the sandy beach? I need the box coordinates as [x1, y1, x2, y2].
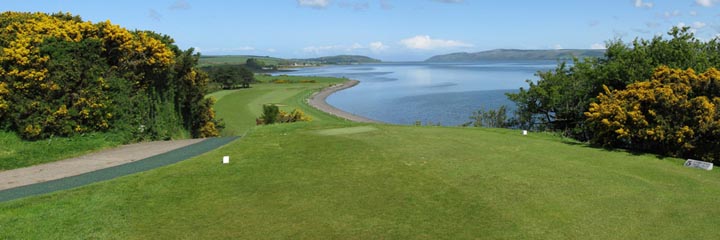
[308, 80, 382, 123]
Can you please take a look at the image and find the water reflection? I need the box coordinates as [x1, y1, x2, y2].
[284, 61, 555, 125]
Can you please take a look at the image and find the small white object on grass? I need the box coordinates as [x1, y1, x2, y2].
[222, 156, 230, 164]
[684, 159, 713, 171]
[522, 130, 528, 136]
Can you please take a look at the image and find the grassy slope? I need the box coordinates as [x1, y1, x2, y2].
[2, 79, 720, 239]
[0, 132, 124, 170]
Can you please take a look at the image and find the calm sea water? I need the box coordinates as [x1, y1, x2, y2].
[284, 61, 557, 126]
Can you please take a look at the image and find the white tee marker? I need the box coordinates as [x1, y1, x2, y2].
[222, 156, 230, 164]
[684, 159, 713, 171]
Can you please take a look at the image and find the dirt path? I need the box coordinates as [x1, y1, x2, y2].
[0, 139, 205, 191]
[308, 80, 382, 123]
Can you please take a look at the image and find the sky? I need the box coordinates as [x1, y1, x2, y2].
[2, 0, 720, 61]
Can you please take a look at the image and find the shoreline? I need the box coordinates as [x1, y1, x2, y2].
[308, 80, 383, 124]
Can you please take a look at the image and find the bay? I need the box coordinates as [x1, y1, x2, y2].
[284, 61, 557, 126]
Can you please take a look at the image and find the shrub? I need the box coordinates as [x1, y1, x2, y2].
[261, 104, 280, 124]
[585, 66, 720, 162]
[260, 105, 311, 125]
[0, 12, 220, 140]
[271, 79, 291, 84]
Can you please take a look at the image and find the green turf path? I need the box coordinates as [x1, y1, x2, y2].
[0, 137, 238, 203]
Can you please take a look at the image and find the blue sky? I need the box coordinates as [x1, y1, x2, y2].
[2, 0, 719, 61]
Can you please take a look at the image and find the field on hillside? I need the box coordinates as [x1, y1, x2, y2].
[2, 79, 719, 239]
[199, 55, 289, 66]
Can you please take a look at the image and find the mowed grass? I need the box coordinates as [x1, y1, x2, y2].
[2, 79, 720, 239]
[208, 75, 350, 135]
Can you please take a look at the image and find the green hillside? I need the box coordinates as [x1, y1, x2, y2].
[298, 55, 382, 64]
[199, 55, 290, 66]
[2, 79, 719, 239]
[426, 49, 606, 62]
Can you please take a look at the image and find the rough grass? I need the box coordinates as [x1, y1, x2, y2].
[2, 79, 720, 239]
[0, 131, 123, 170]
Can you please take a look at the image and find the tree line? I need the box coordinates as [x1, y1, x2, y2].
[0, 12, 221, 140]
[501, 27, 720, 162]
[200, 58, 262, 90]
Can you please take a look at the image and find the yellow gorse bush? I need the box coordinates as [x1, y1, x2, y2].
[0, 12, 219, 140]
[586, 66, 720, 160]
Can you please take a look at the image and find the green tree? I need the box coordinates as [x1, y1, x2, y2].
[245, 58, 265, 70]
[239, 66, 254, 88]
[204, 65, 254, 89]
[508, 26, 720, 141]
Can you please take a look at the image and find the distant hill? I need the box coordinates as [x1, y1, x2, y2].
[426, 49, 606, 62]
[298, 55, 382, 64]
[199, 55, 290, 66]
[199, 55, 381, 67]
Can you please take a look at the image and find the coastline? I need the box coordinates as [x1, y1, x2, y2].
[308, 80, 383, 124]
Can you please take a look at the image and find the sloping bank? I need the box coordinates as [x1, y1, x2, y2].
[0, 137, 237, 202]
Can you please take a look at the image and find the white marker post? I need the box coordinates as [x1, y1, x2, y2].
[684, 159, 713, 171]
[522, 130, 528, 136]
[222, 156, 230, 164]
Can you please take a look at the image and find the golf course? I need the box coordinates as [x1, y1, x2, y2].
[1, 76, 719, 239]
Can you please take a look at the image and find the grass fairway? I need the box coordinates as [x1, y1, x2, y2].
[2, 79, 720, 239]
[208, 75, 349, 135]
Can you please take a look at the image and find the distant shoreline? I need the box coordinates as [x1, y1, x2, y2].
[308, 80, 382, 124]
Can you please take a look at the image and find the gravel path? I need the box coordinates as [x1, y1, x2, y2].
[308, 80, 382, 123]
[0, 139, 205, 191]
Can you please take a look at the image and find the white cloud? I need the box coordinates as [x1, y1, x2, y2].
[553, 44, 563, 50]
[267, 48, 277, 53]
[232, 46, 255, 51]
[303, 45, 343, 54]
[434, 0, 464, 3]
[400, 35, 473, 50]
[298, 0, 330, 8]
[662, 10, 681, 19]
[696, 0, 716, 7]
[380, 0, 393, 9]
[148, 9, 162, 21]
[676, 22, 697, 33]
[169, 0, 191, 10]
[338, 1, 369, 10]
[693, 21, 707, 28]
[591, 43, 606, 49]
[369, 42, 388, 52]
[351, 43, 364, 50]
[690, 11, 698, 16]
[303, 42, 389, 54]
[634, 0, 654, 8]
